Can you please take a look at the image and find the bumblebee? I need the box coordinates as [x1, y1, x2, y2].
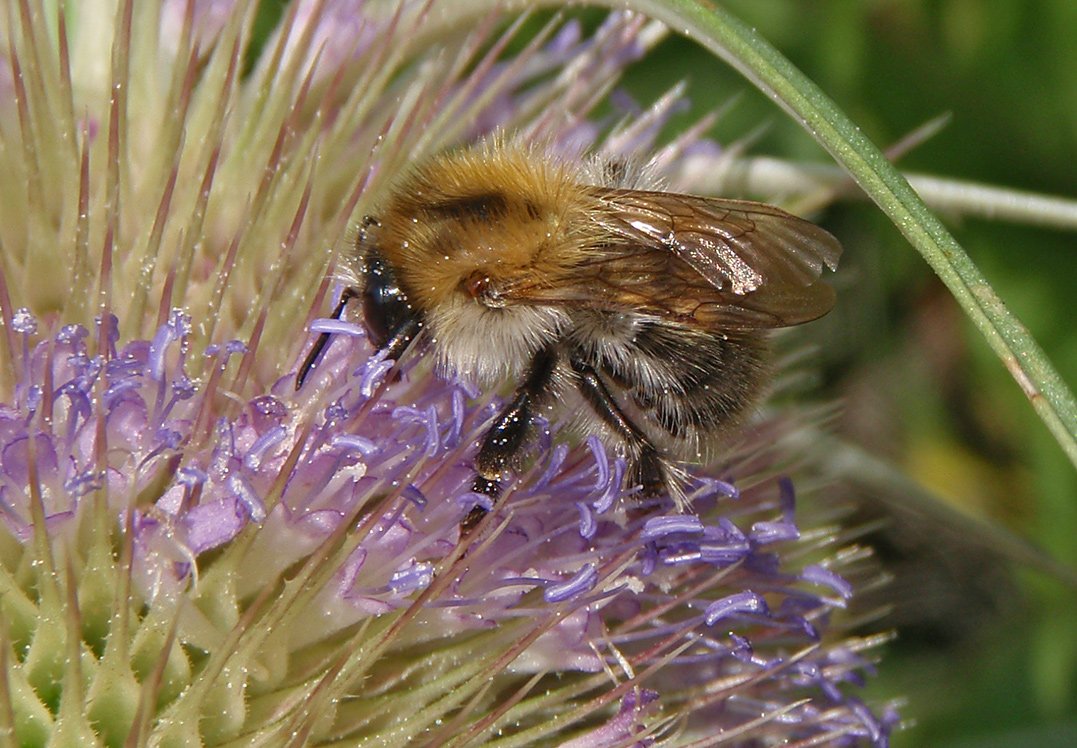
[298, 142, 841, 525]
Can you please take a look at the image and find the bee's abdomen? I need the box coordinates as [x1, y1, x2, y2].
[573, 314, 769, 451]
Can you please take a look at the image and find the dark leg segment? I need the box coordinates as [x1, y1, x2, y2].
[295, 287, 359, 390]
[569, 357, 665, 494]
[463, 347, 559, 531]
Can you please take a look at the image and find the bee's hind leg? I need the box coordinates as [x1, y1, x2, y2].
[568, 357, 667, 497]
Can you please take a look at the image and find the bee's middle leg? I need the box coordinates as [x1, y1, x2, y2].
[466, 347, 559, 529]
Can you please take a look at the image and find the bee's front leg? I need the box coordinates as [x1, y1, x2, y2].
[466, 347, 559, 530]
[295, 287, 422, 390]
[295, 287, 359, 390]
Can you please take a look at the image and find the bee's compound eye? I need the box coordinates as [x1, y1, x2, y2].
[361, 253, 411, 350]
[361, 289, 390, 349]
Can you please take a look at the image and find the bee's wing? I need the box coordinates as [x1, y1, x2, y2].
[514, 189, 842, 330]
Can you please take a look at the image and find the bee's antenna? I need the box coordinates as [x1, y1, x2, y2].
[295, 288, 358, 390]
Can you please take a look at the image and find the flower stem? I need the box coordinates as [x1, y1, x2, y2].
[694, 156, 1077, 232]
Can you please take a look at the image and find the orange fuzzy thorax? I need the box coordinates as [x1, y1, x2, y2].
[374, 146, 595, 311]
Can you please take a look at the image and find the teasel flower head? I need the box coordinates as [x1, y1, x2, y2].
[0, 1, 898, 744]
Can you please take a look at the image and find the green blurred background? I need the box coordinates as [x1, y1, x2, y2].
[623, 0, 1076, 744]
